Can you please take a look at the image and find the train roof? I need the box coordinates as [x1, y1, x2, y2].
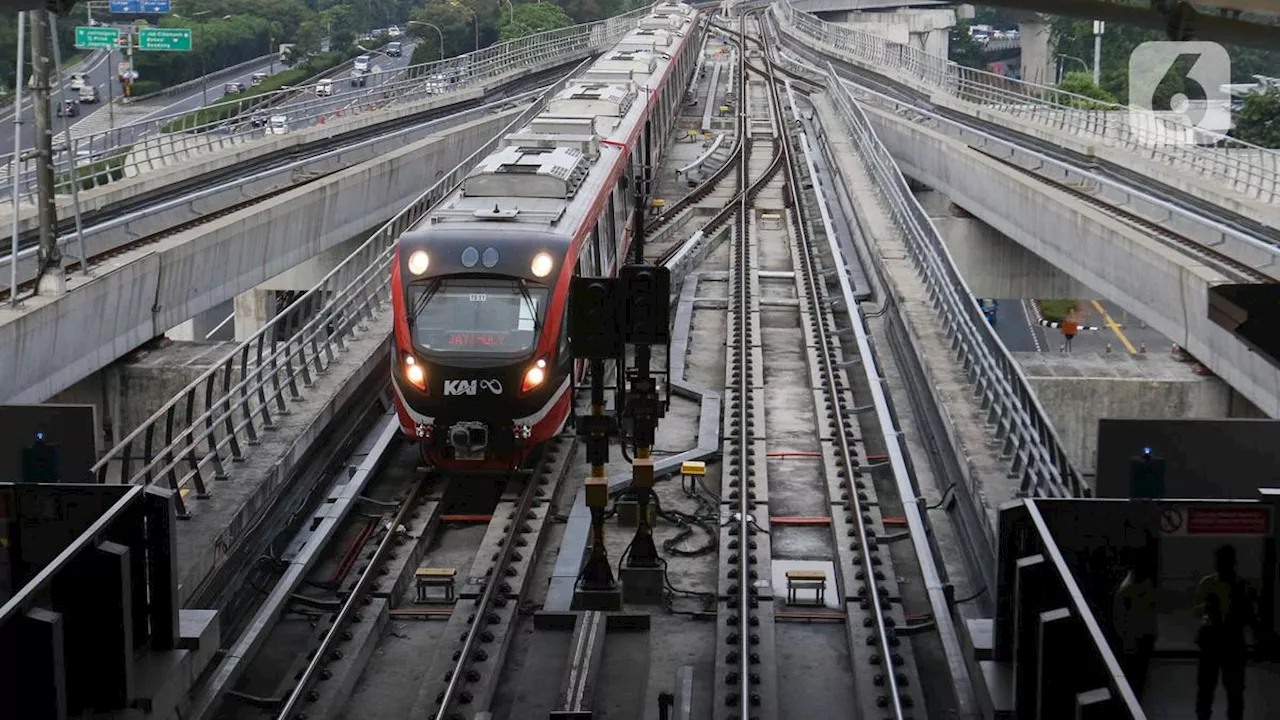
[409, 1, 698, 243]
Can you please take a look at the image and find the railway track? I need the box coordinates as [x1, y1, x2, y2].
[198, 430, 579, 720]
[774, 28, 1280, 286]
[711, 14, 923, 719]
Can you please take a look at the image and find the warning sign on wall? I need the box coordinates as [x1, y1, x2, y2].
[1160, 505, 1272, 537]
[1187, 507, 1271, 536]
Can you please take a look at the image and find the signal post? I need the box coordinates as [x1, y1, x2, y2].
[569, 275, 624, 611]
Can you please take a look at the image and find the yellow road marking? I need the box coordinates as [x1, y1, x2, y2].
[1091, 300, 1137, 354]
[180, 487, 190, 498]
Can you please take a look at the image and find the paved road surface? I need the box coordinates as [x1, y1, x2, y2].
[992, 297, 1172, 356]
[0, 49, 113, 153]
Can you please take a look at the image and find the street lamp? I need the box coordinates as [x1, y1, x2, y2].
[502, 0, 515, 24]
[1092, 20, 1105, 86]
[458, 5, 479, 53]
[407, 20, 445, 61]
[1056, 53, 1089, 83]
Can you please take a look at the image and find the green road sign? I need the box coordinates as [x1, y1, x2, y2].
[138, 28, 193, 52]
[74, 26, 121, 50]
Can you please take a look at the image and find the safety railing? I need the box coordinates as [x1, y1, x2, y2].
[88, 60, 590, 518]
[772, 0, 1280, 206]
[0, 5, 653, 201]
[128, 51, 280, 103]
[824, 62, 1087, 500]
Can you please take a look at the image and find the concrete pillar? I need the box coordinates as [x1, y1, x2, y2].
[1017, 15, 1054, 85]
[917, 190, 1097, 299]
[233, 289, 273, 341]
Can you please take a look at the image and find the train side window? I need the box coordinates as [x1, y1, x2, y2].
[603, 201, 617, 271]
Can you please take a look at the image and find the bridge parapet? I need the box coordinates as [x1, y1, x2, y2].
[771, 0, 1280, 229]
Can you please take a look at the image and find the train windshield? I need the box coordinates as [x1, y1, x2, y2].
[410, 277, 548, 358]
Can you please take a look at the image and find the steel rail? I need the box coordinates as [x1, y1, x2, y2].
[732, 17, 752, 719]
[275, 454, 426, 720]
[431, 450, 554, 720]
[758, 18, 911, 718]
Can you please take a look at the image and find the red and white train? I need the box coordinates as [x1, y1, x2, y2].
[390, 2, 702, 472]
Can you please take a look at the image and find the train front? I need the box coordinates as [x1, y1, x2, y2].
[390, 228, 572, 473]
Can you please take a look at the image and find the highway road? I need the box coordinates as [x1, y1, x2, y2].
[6, 38, 417, 160]
[0, 48, 113, 153]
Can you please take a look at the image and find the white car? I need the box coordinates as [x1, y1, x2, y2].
[68, 73, 87, 91]
[315, 78, 333, 96]
[267, 115, 289, 135]
[387, 25, 401, 38]
[353, 55, 372, 73]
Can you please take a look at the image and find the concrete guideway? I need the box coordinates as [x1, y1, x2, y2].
[0, 105, 525, 406]
[769, 0, 1280, 233]
[859, 100, 1280, 418]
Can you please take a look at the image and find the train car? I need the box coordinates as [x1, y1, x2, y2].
[390, 2, 702, 473]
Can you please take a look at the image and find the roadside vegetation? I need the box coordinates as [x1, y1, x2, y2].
[159, 50, 352, 133]
[56, 145, 133, 193]
[1037, 299, 1077, 323]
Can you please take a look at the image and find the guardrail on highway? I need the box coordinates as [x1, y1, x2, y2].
[128, 51, 281, 104]
[824, 62, 1088, 501]
[0, 5, 652, 201]
[88, 62, 588, 518]
[772, 0, 1280, 206]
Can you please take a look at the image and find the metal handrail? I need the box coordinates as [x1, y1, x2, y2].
[823, 62, 1087, 500]
[128, 51, 279, 103]
[0, 6, 654, 200]
[88, 56, 596, 519]
[772, 0, 1280, 207]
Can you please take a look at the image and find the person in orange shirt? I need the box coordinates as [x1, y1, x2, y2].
[1061, 319, 1078, 351]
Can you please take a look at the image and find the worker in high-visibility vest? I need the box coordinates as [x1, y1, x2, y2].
[1062, 319, 1078, 351]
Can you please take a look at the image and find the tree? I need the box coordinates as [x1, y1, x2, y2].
[949, 21, 986, 70]
[1232, 89, 1280, 148]
[409, 3, 477, 60]
[1056, 71, 1117, 109]
[295, 20, 322, 57]
[499, 2, 574, 42]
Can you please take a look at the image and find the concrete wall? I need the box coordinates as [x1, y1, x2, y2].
[1, 107, 524, 405]
[859, 102, 1280, 418]
[1016, 352, 1262, 483]
[916, 189, 1098, 299]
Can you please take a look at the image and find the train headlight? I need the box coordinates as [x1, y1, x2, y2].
[530, 252, 554, 278]
[404, 354, 426, 390]
[521, 357, 547, 393]
[407, 250, 430, 276]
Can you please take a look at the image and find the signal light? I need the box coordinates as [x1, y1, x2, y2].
[619, 265, 670, 345]
[403, 354, 426, 390]
[569, 277, 622, 359]
[522, 358, 548, 393]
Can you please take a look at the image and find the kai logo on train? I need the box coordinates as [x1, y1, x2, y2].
[443, 379, 504, 396]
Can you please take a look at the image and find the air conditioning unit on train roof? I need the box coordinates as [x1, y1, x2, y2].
[653, 2, 692, 15]
[550, 81, 637, 118]
[582, 66, 635, 85]
[638, 14, 682, 31]
[601, 50, 657, 75]
[616, 29, 673, 52]
[526, 115, 597, 137]
[503, 130, 601, 160]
